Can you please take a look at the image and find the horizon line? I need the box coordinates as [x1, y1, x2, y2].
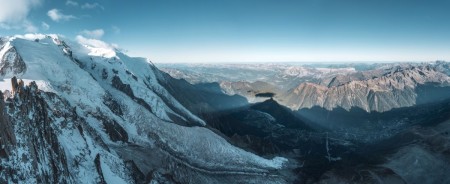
[152, 60, 447, 64]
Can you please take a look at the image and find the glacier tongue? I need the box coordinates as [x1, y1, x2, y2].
[0, 34, 289, 183]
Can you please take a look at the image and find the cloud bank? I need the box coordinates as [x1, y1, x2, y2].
[81, 29, 105, 39]
[76, 35, 112, 49]
[41, 22, 50, 30]
[65, 0, 78, 7]
[81, 3, 104, 10]
[0, 0, 41, 32]
[47, 9, 76, 22]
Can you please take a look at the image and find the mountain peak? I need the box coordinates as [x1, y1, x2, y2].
[0, 33, 289, 183]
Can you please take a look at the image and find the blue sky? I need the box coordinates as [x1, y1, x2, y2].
[0, 0, 449, 63]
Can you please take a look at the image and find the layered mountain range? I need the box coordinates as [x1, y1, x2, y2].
[284, 64, 450, 112]
[159, 62, 450, 183]
[160, 61, 450, 112]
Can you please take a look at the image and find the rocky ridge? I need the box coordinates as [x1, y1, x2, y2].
[284, 64, 450, 112]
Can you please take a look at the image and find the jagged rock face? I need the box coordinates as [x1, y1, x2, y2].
[0, 34, 290, 183]
[283, 65, 450, 112]
[0, 81, 72, 183]
[0, 93, 15, 159]
[0, 47, 27, 76]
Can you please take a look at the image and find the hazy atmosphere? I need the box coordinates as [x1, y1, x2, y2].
[2, 1, 450, 183]
[1, 0, 449, 62]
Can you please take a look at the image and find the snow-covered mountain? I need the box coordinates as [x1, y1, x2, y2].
[0, 34, 289, 183]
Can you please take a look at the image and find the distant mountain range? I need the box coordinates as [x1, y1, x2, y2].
[159, 61, 450, 183]
[159, 61, 450, 112]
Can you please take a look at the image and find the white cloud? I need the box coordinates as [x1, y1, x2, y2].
[41, 22, 50, 30]
[66, 0, 78, 6]
[76, 35, 111, 49]
[23, 20, 38, 32]
[0, 0, 41, 32]
[111, 43, 120, 49]
[47, 9, 76, 22]
[81, 3, 104, 10]
[76, 35, 118, 58]
[112, 26, 120, 34]
[0, 0, 40, 23]
[81, 29, 104, 39]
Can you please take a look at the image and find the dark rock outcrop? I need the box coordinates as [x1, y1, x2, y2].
[94, 154, 107, 184]
[0, 78, 72, 183]
[111, 75, 153, 113]
[0, 47, 27, 76]
[103, 119, 128, 143]
[0, 91, 15, 159]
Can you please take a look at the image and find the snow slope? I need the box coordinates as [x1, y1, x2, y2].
[0, 34, 288, 183]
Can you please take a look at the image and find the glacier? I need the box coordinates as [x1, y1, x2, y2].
[0, 34, 289, 183]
